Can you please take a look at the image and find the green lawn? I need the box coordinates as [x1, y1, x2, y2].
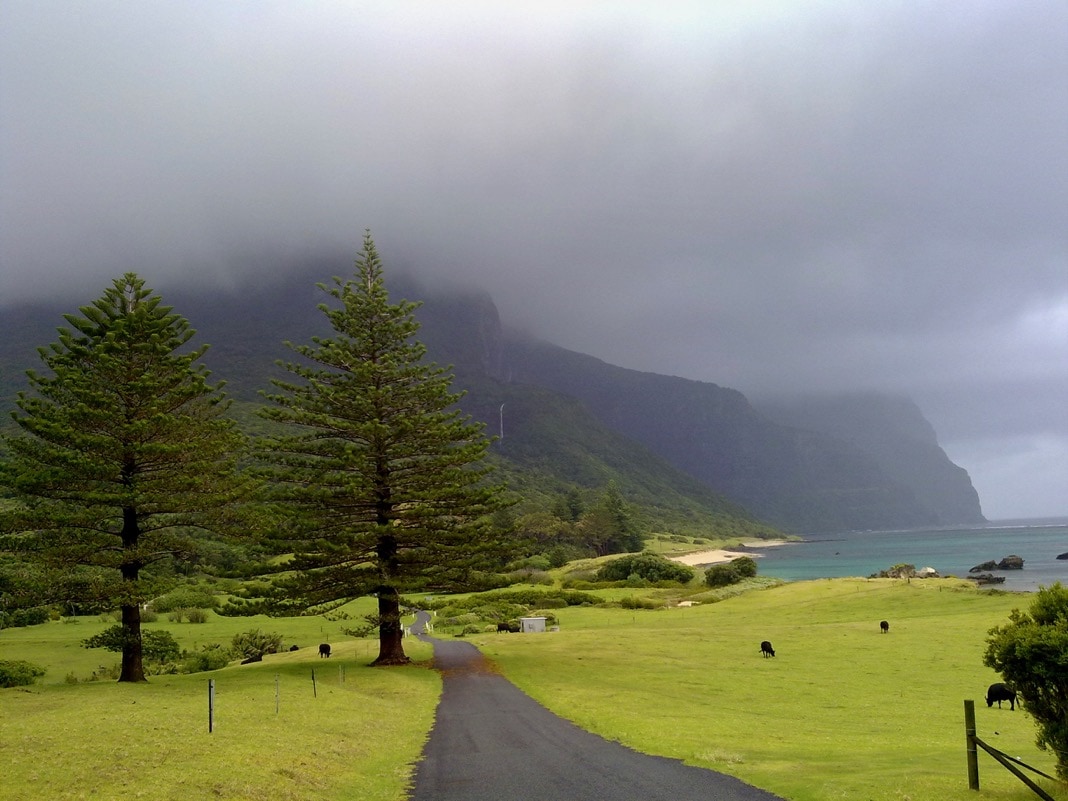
[472, 578, 1068, 801]
[0, 604, 438, 801]
[3, 578, 1066, 801]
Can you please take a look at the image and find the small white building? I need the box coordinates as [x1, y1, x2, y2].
[519, 616, 547, 633]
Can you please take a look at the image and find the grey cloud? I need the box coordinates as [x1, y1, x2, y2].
[1, 1, 1065, 517]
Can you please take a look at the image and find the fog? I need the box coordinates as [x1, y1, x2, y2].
[2, 2, 1065, 518]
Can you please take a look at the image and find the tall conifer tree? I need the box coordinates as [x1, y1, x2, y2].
[254, 232, 509, 665]
[0, 274, 248, 681]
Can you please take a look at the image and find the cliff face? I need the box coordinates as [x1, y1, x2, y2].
[412, 290, 986, 532]
[754, 395, 985, 526]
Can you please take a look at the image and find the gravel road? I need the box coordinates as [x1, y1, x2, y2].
[408, 612, 785, 801]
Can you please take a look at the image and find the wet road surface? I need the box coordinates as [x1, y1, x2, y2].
[408, 612, 785, 801]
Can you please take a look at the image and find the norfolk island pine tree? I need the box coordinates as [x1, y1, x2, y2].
[243, 232, 513, 665]
[0, 274, 251, 682]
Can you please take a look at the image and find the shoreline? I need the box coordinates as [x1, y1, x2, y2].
[669, 539, 791, 567]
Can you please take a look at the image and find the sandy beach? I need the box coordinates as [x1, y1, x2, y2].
[669, 540, 790, 567]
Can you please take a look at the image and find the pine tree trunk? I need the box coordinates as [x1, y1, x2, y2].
[118, 506, 147, 682]
[371, 586, 410, 666]
[118, 603, 147, 682]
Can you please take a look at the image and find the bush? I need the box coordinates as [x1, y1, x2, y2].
[506, 569, 554, 586]
[185, 607, 209, 623]
[705, 564, 740, 587]
[180, 643, 232, 673]
[731, 556, 758, 578]
[82, 626, 181, 663]
[230, 629, 284, 661]
[597, 553, 695, 584]
[150, 586, 218, 613]
[0, 607, 51, 629]
[168, 607, 209, 623]
[984, 582, 1068, 779]
[507, 555, 552, 572]
[536, 597, 568, 609]
[620, 596, 663, 610]
[0, 660, 46, 688]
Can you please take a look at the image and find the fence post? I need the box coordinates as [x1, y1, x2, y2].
[965, 699, 979, 790]
[208, 679, 215, 734]
[275, 674, 280, 715]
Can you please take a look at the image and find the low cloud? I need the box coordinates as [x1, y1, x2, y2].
[2, 2, 1065, 518]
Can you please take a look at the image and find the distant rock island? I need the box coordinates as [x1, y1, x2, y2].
[969, 555, 1025, 572]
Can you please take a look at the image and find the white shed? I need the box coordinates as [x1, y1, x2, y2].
[519, 616, 547, 633]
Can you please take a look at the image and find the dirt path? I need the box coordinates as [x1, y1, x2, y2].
[408, 612, 784, 801]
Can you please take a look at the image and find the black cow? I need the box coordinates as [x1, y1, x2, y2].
[497, 622, 520, 633]
[289, 644, 299, 652]
[319, 643, 331, 658]
[760, 640, 775, 658]
[880, 620, 890, 634]
[986, 682, 1016, 710]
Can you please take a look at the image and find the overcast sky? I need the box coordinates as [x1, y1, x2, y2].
[2, 2, 1066, 520]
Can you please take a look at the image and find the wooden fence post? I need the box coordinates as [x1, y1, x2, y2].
[208, 679, 216, 734]
[965, 699, 979, 790]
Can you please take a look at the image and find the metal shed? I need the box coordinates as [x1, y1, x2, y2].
[519, 616, 547, 633]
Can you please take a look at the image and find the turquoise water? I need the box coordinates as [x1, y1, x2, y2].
[752, 518, 1068, 592]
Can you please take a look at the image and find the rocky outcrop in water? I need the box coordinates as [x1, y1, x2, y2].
[969, 555, 1024, 572]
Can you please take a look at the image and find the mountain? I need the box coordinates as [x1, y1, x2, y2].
[753, 394, 984, 528]
[397, 282, 985, 532]
[0, 267, 985, 533]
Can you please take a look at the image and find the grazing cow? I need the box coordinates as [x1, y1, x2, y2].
[289, 644, 299, 651]
[318, 643, 331, 658]
[880, 620, 890, 634]
[760, 640, 775, 658]
[986, 683, 1016, 710]
[497, 621, 520, 633]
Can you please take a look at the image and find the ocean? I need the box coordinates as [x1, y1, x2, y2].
[752, 517, 1068, 592]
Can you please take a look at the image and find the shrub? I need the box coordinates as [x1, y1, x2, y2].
[168, 607, 209, 623]
[507, 555, 552, 572]
[230, 629, 284, 661]
[150, 586, 218, 613]
[705, 564, 740, 587]
[185, 607, 209, 623]
[620, 596, 663, 610]
[597, 553, 695, 584]
[730, 556, 758, 578]
[506, 569, 554, 586]
[537, 597, 568, 609]
[82, 626, 181, 663]
[984, 582, 1068, 779]
[180, 643, 232, 673]
[0, 660, 46, 688]
[0, 607, 51, 629]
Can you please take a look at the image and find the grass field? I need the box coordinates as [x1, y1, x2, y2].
[472, 578, 1068, 801]
[2, 578, 1066, 800]
[0, 603, 439, 801]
